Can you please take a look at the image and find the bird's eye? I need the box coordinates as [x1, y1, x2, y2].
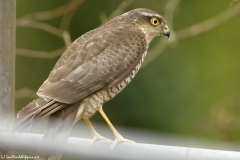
[150, 17, 160, 26]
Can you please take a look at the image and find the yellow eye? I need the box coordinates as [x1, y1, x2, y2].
[150, 17, 160, 26]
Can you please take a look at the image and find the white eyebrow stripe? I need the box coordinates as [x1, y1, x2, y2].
[140, 12, 160, 17]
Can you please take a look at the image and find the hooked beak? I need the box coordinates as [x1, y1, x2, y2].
[163, 25, 170, 38]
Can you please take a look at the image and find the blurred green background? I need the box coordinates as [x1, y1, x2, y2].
[16, 0, 240, 145]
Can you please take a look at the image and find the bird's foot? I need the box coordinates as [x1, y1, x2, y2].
[110, 135, 135, 149]
[90, 133, 111, 146]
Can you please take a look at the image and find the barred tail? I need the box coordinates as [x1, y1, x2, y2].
[11, 98, 83, 160]
[11, 98, 67, 133]
[36, 102, 81, 160]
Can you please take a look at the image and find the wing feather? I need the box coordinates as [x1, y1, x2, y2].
[37, 23, 147, 104]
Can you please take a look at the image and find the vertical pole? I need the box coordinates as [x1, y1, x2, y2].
[0, 0, 15, 158]
[0, 0, 15, 131]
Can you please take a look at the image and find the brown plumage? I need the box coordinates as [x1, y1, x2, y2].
[11, 8, 170, 160]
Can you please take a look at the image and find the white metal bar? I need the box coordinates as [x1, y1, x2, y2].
[0, 132, 239, 160]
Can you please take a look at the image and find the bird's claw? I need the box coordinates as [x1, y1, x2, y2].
[110, 137, 135, 149]
[90, 133, 111, 146]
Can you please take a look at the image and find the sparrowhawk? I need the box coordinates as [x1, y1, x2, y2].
[12, 8, 170, 159]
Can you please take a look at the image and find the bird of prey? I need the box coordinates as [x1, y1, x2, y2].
[11, 8, 170, 159]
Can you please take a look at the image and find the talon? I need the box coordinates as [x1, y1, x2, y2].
[90, 133, 111, 146]
[110, 136, 135, 149]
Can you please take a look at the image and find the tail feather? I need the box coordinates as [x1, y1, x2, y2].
[36, 102, 81, 160]
[11, 97, 83, 160]
[41, 105, 66, 118]
[11, 98, 66, 133]
[17, 98, 54, 118]
[40, 103, 65, 118]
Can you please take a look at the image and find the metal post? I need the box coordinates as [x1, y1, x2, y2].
[0, 0, 15, 130]
[0, 0, 15, 158]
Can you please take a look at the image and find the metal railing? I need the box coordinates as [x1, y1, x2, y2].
[0, 132, 240, 160]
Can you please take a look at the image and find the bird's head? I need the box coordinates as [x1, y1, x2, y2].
[121, 8, 170, 43]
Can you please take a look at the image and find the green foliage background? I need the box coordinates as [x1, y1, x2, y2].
[16, 0, 240, 144]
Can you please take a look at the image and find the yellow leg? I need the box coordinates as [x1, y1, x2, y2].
[98, 107, 134, 149]
[83, 117, 110, 145]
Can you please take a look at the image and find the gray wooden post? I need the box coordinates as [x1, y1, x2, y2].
[0, 0, 15, 131]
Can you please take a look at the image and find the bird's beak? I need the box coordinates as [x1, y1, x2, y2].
[163, 25, 170, 38]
